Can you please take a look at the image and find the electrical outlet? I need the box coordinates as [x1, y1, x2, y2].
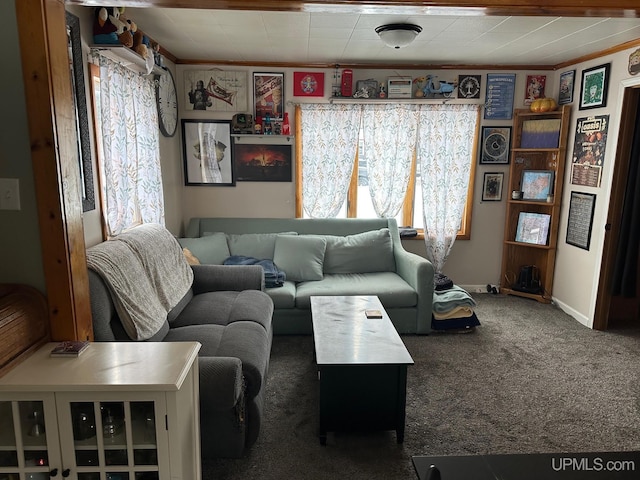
[0, 178, 20, 210]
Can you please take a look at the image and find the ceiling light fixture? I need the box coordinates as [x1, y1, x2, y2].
[375, 23, 422, 49]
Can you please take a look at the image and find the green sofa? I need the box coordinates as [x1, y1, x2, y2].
[182, 217, 434, 334]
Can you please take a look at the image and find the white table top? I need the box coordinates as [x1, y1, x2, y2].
[310, 295, 414, 366]
[0, 342, 201, 392]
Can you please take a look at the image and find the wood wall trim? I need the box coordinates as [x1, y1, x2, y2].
[64, 1, 640, 18]
[16, 0, 93, 342]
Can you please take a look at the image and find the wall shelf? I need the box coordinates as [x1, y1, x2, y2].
[90, 44, 165, 76]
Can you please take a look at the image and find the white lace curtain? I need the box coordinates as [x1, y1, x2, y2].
[417, 103, 480, 273]
[97, 56, 164, 236]
[361, 104, 419, 218]
[299, 104, 362, 218]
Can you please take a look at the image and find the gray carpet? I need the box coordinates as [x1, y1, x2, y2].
[203, 294, 640, 479]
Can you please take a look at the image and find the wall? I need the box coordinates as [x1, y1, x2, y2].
[0, 1, 45, 291]
[176, 64, 552, 290]
[68, 5, 640, 328]
[553, 46, 640, 328]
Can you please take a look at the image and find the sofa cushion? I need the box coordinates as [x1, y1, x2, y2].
[322, 228, 396, 274]
[295, 272, 416, 309]
[273, 234, 326, 282]
[171, 290, 273, 332]
[265, 280, 296, 309]
[226, 232, 297, 260]
[177, 234, 230, 265]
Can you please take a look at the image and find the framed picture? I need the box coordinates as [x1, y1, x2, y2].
[521, 170, 554, 201]
[484, 73, 516, 120]
[66, 11, 95, 212]
[558, 69, 575, 105]
[254, 72, 284, 121]
[234, 140, 292, 182]
[293, 71, 325, 97]
[183, 70, 248, 112]
[482, 172, 504, 201]
[181, 120, 234, 186]
[524, 74, 546, 106]
[515, 212, 551, 245]
[566, 191, 596, 250]
[480, 126, 511, 164]
[579, 63, 610, 110]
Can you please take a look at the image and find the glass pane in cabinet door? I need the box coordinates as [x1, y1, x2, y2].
[106, 473, 129, 480]
[77, 474, 101, 480]
[22, 473, 50, 480]
[18, 401, 48, 466]
[101, 402, 126, 445]
[130, 402, 157, 467]
[0, 401, 18, 467]
[135, 473, 159, 480]
[70, 402, 98, 467]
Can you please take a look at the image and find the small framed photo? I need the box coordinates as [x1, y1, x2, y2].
[482, 172, 504, 201]
[181, 120, 234, 186]
[521, 170, 554, 201]
[558, 70, 575, 105]
[254, 72, 284, 121]
[579, 63, 610, 110]
[480, 126, 511, 164]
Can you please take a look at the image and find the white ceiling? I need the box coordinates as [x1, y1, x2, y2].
[123, 7, 640, 66]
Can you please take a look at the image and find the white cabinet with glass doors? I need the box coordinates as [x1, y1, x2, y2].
[0, 342, 201, 480]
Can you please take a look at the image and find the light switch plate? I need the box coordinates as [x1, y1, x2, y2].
[0, 178, 21, 210]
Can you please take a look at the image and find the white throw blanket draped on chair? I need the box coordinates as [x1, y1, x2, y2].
[86, 224, 193, 340]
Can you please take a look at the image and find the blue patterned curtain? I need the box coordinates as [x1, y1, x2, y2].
[361, 104, 419, 217]
[417, 104, 480, 273]
[299, 104, 362, 218]
[97, 55, 164, 236]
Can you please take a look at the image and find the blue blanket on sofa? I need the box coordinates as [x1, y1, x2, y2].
[224, 255, 286, 288]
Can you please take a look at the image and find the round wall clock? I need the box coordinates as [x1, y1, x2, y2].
[156, 68, 178, 137]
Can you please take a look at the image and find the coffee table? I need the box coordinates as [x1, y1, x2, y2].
[310, 295, 414, 445]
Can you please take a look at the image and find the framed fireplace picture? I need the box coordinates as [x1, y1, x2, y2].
[233, 139, 292, 182]
[182, 120, 234, 186]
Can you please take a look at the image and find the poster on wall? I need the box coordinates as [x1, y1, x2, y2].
[571, 115, 609, 188]
[484, 73, 516, 120]
[524, 74, 546, 106]
[293, 72, 325, 97]
[566, 191, 596, 250]
[183, 70, 248, 112]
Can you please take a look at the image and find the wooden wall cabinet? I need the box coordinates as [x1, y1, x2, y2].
[0, 342, 201, 480]
[500, 105, 571, 303]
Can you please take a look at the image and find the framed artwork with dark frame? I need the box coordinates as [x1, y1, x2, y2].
[480, 126, 511, 164]
[566, 191, 596, 250]
[233, 140, 292, 182]
[181, 120, 235, 186]
[521, 170, 554, 201]
[579, 63, 610, 110]
[558, 69, 575, 105]
[253, 72, 284, 121]
[66, 11, 95, 212]
[482, 172, 504, 201]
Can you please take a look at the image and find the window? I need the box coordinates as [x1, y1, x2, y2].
[89, 56, 164, 238]
[295, 104, 477, 240]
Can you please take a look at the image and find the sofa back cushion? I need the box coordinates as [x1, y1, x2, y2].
[273, 234, 326, 282]
[226, 232, 297, 260]
[178, 233, 230, 265]
[322, 228, 396, 274]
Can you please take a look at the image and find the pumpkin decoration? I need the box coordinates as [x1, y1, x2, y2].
[530, 97, 557, 113]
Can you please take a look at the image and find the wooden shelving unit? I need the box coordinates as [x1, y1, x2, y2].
[500, 105, 571, 303]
